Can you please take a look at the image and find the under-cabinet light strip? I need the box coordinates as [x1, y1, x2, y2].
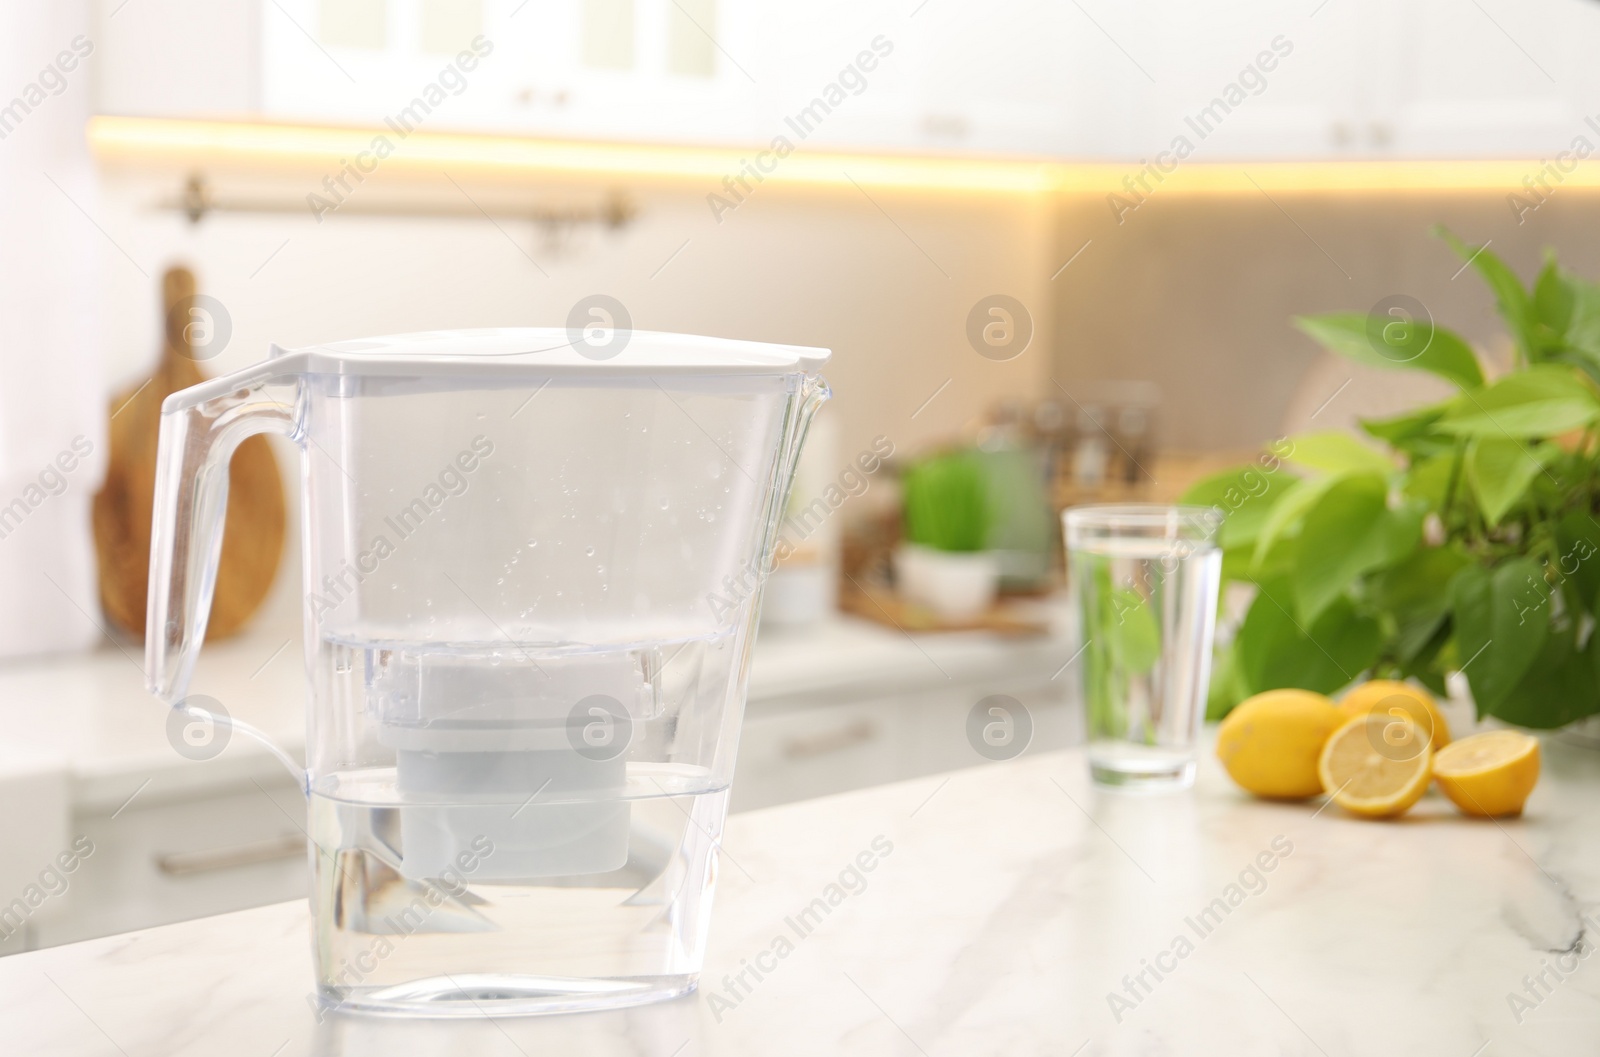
[87, 116, 1600, 197]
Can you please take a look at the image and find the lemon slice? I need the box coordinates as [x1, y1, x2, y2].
[1432, 730, 1541, 818]
[1318, 712, 1433, 818]
[1338, 679, 1450, 749]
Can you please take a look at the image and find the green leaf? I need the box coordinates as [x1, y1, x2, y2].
[1295, 313, 1484, 391]
[1291, 475, 1390, 624]
[1206, 639, 1247, 720]
[1483, 624, 1600, 729]
[1563, 281, 1600, 360]
[1438, 365, 1600, 438]
[1282, 431, 1395, 477]
[1252, 473, 1341, 566]
[1466, 437, 1556, 525]
[1235, 585, 1381, 697]
[1553, 511, 1600, 613]
[1436, 226, 1538, 362]
[1361, 403, 1451, 456]
[1394, 609, 1449, 669]
[1371, 544, 1472, 627]
[1370, 498, 1427, 568]
[1532, 255, 1600, 383]
[1246, 532, 1297, 583]
[1180, 466, 1263, 509]
[1219, 544, 1258, 583]
[1545, 349, 1600, 389]
[1107, 588, 1161, 676]
[1179, 463, 1294, 552]
[1082, 563, 1123, 738]
[1409, 661, 1450, 699]
[1402, 450, 1458, 508]
[1372, 544, 1471, 669]
[1451, 559, 1550, 714]
[903, 450, 988, 552]
[1398, 609, 1453, 695]
[1534, 252, 1575, 337]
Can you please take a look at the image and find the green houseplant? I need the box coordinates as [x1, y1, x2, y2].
[898, 449, 1000, 621]
[903, 450, 990, 552]
[1186, 229, 1600, 730]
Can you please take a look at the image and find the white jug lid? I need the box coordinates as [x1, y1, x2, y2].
[270, 327, 830, 376]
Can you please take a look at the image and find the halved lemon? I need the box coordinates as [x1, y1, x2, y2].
[1338, 679, 1450, 749]
[1432, 730, 1541, 818]
[1318, 712, 1433, 819]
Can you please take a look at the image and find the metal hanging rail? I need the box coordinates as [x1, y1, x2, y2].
[158, 174, 637, 230]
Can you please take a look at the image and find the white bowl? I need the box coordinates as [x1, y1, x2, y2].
[895, 544, 1000, 623]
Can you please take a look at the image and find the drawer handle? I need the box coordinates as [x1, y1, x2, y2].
[782, 720, 877, 760]
[154, 834, 304, 877]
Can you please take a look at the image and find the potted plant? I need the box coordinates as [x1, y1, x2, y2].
[1185, 229, 1600, 732]
[898, 449, 1000, 621]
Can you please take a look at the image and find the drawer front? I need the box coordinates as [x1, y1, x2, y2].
[733, 680, 1077, 813]
[33, 779, 308, 949]
[734, 700, 894, 813]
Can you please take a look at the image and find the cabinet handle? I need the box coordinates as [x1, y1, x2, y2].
[782, 721, 877, 760]
[154, 834, 304, 877]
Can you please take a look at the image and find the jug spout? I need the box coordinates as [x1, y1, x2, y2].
[756, 372, 831, 586]
[776, 374, 832, 514]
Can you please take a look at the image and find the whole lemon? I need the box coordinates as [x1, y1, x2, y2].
[1339, 679, 1451, 749]
[1217, 689, 1343, 799]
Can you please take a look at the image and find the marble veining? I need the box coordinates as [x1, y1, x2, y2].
[2, 733, 1597, 1056]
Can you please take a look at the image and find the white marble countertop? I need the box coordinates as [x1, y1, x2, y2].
[0, 603, 1071, 813]
[5, 732, 1597, 1056]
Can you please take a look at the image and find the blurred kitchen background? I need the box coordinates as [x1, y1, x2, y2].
[2, 0, 1598, 951]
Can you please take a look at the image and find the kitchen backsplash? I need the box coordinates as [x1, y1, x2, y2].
[1049, 187, 1600, 451]
[92, 168, 1054, 470]
[95, 163, 1600, 470]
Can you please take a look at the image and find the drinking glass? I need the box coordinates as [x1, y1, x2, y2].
[1064, 504, 1222, 790]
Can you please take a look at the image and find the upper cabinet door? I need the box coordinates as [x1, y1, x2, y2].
[260, 0, 781, 144]
[1060, 0, 1600, 160]
[100, 0, 1600, 160]
[1375, 0, 1600, 157]
[1113, 0, 1370, 160]
[883, 0, 1111, 157]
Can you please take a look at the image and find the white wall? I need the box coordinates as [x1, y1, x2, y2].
[93, 167, 1057, 468]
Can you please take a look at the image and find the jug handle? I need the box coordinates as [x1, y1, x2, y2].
[145, 363, 309, 790]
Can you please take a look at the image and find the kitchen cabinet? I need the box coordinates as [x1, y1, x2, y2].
[1120, 0, 1370, 160]
[93, 0, 1600, 160]
[92, 0, 261, 118]
[734, 679, 1075, 813]
[1096, 0, 1600, 160]
[33, 778, 306, 949]
[1376, 0, 1600, 157]
[257, 0, 777, 144]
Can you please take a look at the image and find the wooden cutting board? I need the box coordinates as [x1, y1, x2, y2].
[92, 266, 286, 641]
[840, 582, 1050, 636]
